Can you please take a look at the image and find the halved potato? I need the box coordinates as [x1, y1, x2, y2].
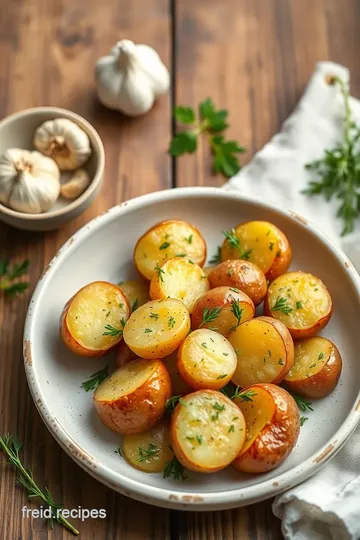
[283, 337, 342, 398]
[221, 221, 291, 280]
[264, 271, 333, 339]
[208, 260, 267, 306]
[115, 339, 138, 368]
[134, 220, 207, 280]
[191, 286, 255, 336]
[123, 298, 191, 359]
[233, 383, 300, 473]
[123, 421, 174, 472]
[94, 358, 172, 434]
[228, 316, 294, 387]
[60, 281, 130, 357]
[177, 329, 237, 390]
[163, 350, 193, 395]
[118, 279, 149, 312]
[150, 257, 209, 313]
[171, 390, 245, 473]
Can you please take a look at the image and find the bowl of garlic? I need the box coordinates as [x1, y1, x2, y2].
[0, 107, 105, 231]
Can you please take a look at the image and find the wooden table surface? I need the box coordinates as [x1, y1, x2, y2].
[1, 1, 360, 538]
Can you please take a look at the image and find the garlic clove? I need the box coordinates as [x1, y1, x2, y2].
[0, 148, 60, 214]
[61, 168, 91, 200]
[34, 118, 92, 171]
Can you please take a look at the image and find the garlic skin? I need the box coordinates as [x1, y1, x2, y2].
[61, 169, 91, 200]
[0, 149, 60, 214]
[34, 118, 91, 171]
[95, 39, 170, 116]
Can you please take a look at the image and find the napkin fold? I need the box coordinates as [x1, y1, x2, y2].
[225, 61, 360, 540]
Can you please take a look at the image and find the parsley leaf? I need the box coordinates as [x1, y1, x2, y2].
[169, 131, 197, 156]
[174, 106, 196, 124]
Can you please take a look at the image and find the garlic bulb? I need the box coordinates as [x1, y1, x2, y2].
[34, 118, 91, 171]
[95, 39, 170, 116]
[0, 148, 60, 214]
[61, 168, 91, 200]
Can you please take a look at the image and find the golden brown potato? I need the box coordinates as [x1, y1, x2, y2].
[177, 329, 237, 390]
[228, 316, 294, 387]
[60, 281, 130, 357]
[264, 271, 333, 339]
[115, 339, 138, 368]
[134, 220, 207, 280]
[191, 286, 255, 336]
[123, 298, 191, 359]
[149, 257, 209, 313]
[233, 383, 300, 473]
[208, 260, 267, 306]
[118, 279, 149, 312]
[171, 390, 245, 473]
[94, 359, 172, 434]
[163, 350, 193, 395]
[123, 421, 174, 473]
[220, 221, 291, 280]
[283, 337, 342, 398]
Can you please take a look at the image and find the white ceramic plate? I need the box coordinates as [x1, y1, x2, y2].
[24, 187, 360, 511]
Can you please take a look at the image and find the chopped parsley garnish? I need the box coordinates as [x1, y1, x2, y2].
[159, 241, 171, 250]
[144, 328, 153, 333]
[138, 443, 159, 462]
[186, 234, 193, 244]
[168, 316, 176, 328]
[318, 352, 324, 360]
[296, 301, 302, 309]
[227, 269, 234, 276]
[163, 456, 187, 481]
[228, 425, 235, 433]
[216, 373, 227, 380]
[150, 312, 159, 320]
[269, 242, 274, 251]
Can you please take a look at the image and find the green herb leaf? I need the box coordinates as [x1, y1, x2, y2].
[199, 306, 221, 328]
[303, 76, 360, 235]
[209, 246, 221, 264]
[155, 262, 165, 283]
[138, 443, 159, 462]
[114, 447, 122, 457]
[163, 456, 187, 481]
[174, 106, 196, 124]
[211, 135, 245, 177]
[169, 131, 197, 156]
[232, 388, 257, 401]
[288, 391, 314, 412]
[131, 298, 139, 312]
[81, 365, 109, 392]
[296, 301, 302, 309]
[230, 300, 243, 329]
[165, 395, 182, 414]
[150, 312, 159, 320]
[300, 416, 308, 427]
[222, 229, 241, 252]
[159, 241, 171, 250]
[103, 324, 123, 337]
[0, 257, 30, 297]
[168, 316, 176, 329]
[0, 434, 79, 535]
[271, 297, 293, 315]
[0, 258, 9, 277]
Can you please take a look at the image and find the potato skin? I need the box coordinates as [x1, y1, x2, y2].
[60, 281, 129, 357]
[283, 339, 342, 399]
[266, 227, 292, 282]
[123, 421, 174, 473]
[94, 360, 172, 434]
[115, 340, 138, 368]
[191, 286, 255, 335]
[208, 260, 267, 306]
[233, 383, 300, 473]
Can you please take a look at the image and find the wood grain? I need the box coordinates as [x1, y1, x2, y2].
[1, 0, 360, 539]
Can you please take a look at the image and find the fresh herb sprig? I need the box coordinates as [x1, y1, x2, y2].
[209, 246, 221, 265]
[0, 434, 79, 535]
[220, 385, 257, 402]
[165, 395, 182, 414]
[81, 365, 109, 392]
[163, 456, 187, 481]
[0, 258, 30, 296]
[230, 300, 243, 329]
[138, 443, 159, 462]
[271, 297, 293, 315]
[169, 98, 246, 178]
[103, 318, 126, 337]
[303, 75, 360, 235]
[199, 307, 221, 328]
[288, 392, 314, 412]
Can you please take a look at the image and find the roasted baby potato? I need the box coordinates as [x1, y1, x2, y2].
[191, 286, 255, 336]
[94, 358, 172, 434]
[229, 316, 294, 387]
[221, 221, 291, 280]
[264, 271, 333, 339]
[150, 257, 209, 313]
[123, 298, 191, 359]
[123, 421, 174, 473]
[208, 260, 267, 306]
[118, 279, 149, 312]
[115, 339, 138, 368]
[171, 390, 245, 473]
[283, 337, 342, 398]
[177, 329, 237, 390]
[60, 281, 130, 357]
[163, 351, 193, 395]
[233, 383, 300, 473]
[134, 220, 207, 280]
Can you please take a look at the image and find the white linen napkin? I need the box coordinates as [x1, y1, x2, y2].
[225, 61, 360, 540]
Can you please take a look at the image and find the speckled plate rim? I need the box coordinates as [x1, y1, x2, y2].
[23, 186, 360, 511]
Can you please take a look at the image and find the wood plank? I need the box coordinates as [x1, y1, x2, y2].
[0, 1, 171, 539]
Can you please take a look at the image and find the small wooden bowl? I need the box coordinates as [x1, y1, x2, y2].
[0, 107, 105, 231]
